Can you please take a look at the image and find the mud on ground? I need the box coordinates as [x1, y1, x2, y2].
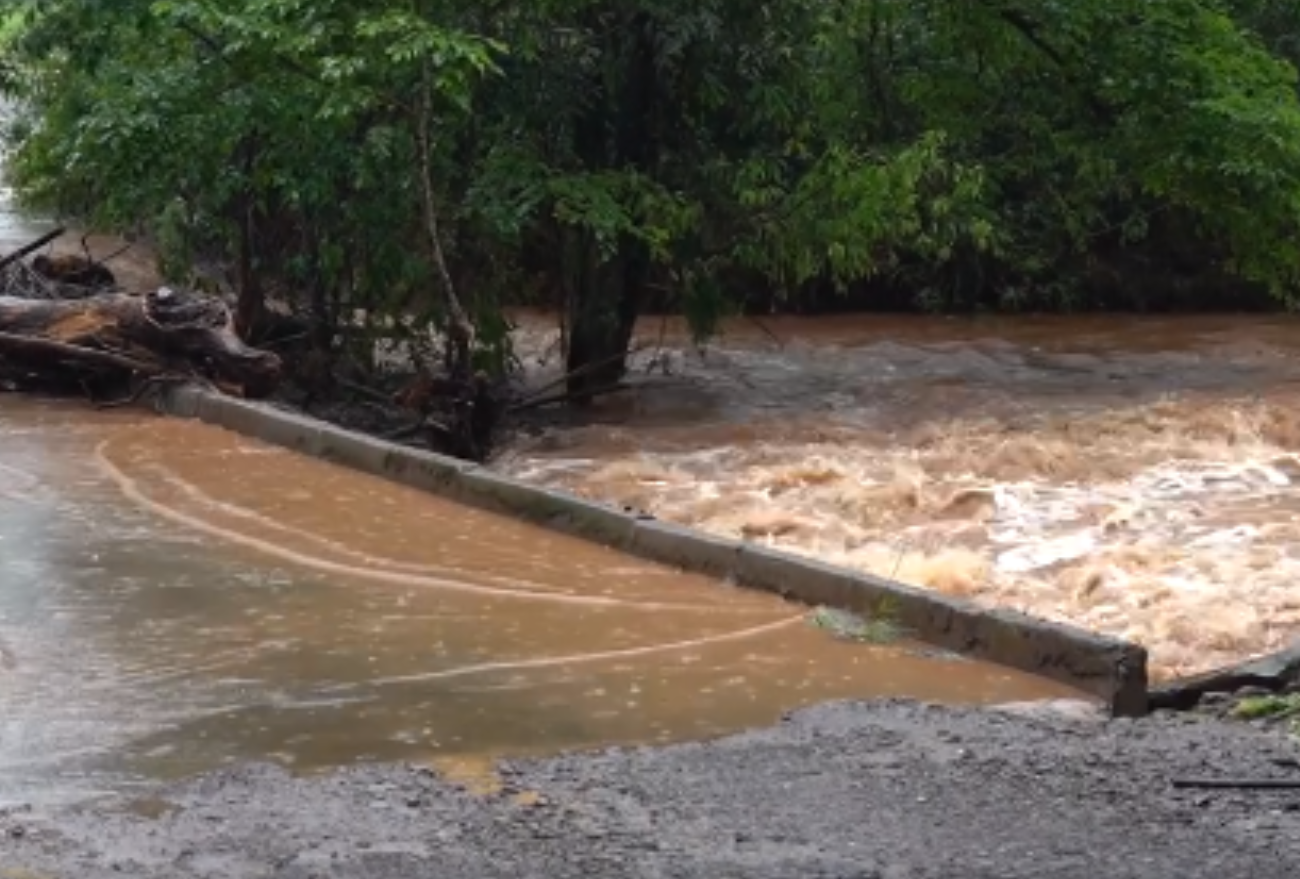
[4, 701, 1299, 879]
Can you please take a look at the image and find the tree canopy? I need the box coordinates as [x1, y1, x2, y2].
[3, 0, 1300, 389]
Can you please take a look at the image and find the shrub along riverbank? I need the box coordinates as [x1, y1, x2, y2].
[3, 1, 1300, 398]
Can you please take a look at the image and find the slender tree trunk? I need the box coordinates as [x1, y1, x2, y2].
[233, 136, 265, 341]
[305, 222, 332, 351]
[415, 60, 475, 377]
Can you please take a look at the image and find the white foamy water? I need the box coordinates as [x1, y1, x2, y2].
[499, 314, 1300, 679]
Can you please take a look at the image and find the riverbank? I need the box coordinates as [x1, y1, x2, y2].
[4, 699, 1299, 878]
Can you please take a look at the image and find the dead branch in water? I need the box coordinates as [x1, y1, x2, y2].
[509, 381, 635, 413]
[93, 373, 200, 410]
[333, 373, 394, 405]
[0, 227, 66, 271]
[1, 229, 123, 301]
[515, 341, 654, 409]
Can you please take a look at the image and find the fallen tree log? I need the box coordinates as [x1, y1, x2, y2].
[0, 286, 282, 400]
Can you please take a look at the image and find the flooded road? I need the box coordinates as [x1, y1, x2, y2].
[0, 399, 1074, 808]
[503, 312, 1300, 681]
[5, 151, 1297, 807]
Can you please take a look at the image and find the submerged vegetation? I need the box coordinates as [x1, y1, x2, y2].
[1231, 693, 1300, 723]
[808, 606, 910, 646]
[3, 0, 1300, 394]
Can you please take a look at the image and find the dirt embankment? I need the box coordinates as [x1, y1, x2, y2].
[4, 701, 1300, 879]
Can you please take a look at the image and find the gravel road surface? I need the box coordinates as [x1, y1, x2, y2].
[3, 700, 1299, 878]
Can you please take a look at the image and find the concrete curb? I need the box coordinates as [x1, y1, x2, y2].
[1147, 642, 1300, 711]
[155, 385, 1150, 716]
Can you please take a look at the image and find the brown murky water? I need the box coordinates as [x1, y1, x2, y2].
[8, 161, 1298, 804]
[0, 399, 1074, 808]
[502, 312, 1300, 682]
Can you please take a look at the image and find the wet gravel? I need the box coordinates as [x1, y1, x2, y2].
[3, 700, 1299, 878]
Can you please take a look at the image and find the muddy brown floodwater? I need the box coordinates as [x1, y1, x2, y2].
[502, 311, 1300, 682]
[0, 398, 1074, 808]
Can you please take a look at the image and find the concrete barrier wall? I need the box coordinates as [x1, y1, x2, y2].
[157, 385, 1150, 716]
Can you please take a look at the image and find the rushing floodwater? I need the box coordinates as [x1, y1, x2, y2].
[0, 179, 1076, 806]
[8, 153, 1300, 804]
[502, 312, 1300, 681]
[0, 170, 1051, 807]
[0, 400, 1074, 808]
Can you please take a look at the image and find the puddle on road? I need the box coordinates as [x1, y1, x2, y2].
[0, 398, 1077, 808]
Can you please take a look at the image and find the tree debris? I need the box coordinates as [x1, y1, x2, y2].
[0, 285, 282, 401]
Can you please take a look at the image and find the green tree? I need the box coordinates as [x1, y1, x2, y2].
[5, 0, 1300, 403]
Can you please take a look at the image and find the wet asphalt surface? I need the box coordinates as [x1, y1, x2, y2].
[3, 700, 1299, 878]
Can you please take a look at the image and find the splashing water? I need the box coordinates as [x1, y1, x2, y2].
[501, 312, 1300, 680]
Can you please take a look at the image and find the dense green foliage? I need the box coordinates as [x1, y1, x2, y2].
[4, 0, 1300, 387]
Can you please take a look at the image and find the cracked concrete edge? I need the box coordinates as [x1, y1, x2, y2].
[1146, 642, 1300, 711]
[155, 384, 1151, 716]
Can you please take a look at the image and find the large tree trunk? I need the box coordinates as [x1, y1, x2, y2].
[561, 12, 658, 402]
[0, 287, 282, 400]
[563, 230, 644, 402]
